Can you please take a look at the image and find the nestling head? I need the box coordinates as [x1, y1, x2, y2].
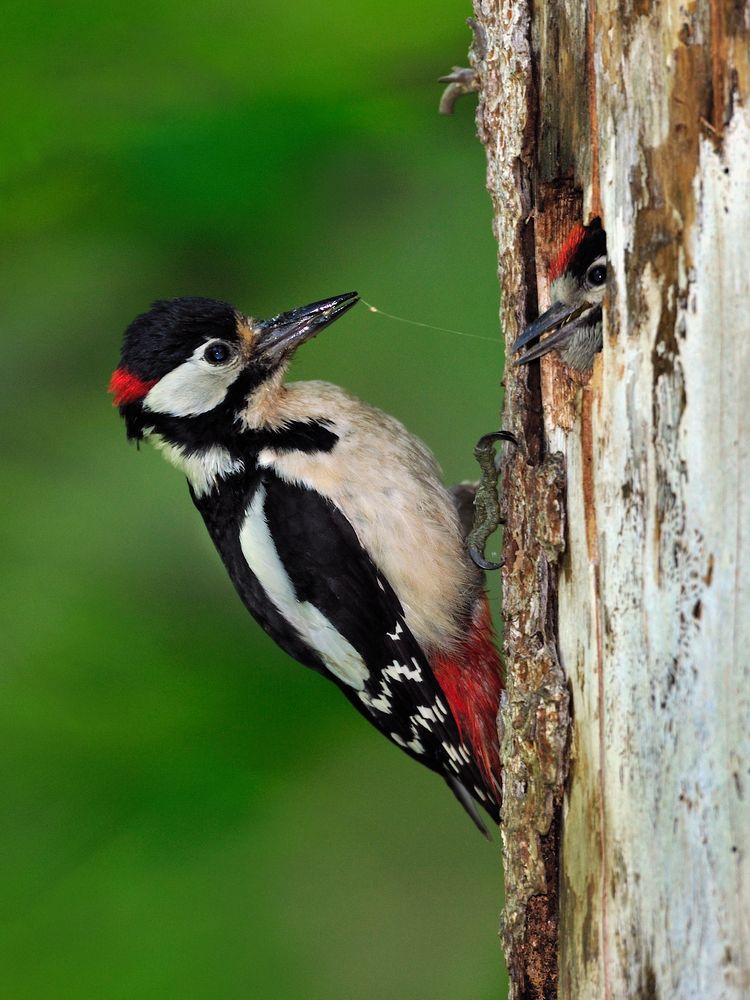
[511, 218, 607, 370]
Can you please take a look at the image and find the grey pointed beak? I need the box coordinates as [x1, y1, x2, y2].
[511, 299, 599, 365]
[255, 291, 359, 365]
[510, 301, 574, 357]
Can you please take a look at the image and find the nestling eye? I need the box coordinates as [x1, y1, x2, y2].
[587, 264, 607, 286]
[203, 341, 232, 365]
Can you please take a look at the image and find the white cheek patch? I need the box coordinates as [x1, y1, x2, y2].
[239, 486, 370, 691]
[143, 346, 242, 417]
[549, 272, 578, 306]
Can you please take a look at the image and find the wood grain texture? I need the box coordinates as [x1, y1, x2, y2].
[473, 1, 750, 996]
[559, 5, 750, 996]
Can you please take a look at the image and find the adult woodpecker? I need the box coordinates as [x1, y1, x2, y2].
[109, 294, 502, 833]
[511, 218, 607, 370]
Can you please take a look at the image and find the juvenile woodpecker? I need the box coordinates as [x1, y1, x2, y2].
[511, 218, 607, 370]
[109, 294, 502, 833]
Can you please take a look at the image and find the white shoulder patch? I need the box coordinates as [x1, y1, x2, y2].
[239, 485, 369, 691]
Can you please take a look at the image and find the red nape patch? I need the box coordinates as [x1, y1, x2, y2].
[549, 222, 586, 281]
[431, 597, 503, 802]
[108, 368, 157, 406]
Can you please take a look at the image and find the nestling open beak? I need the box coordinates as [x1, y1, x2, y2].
[511, 300, 601, 365]
[255, 291, 359, 366]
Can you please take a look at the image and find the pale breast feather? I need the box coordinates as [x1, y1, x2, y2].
[251, 384, 478, 653]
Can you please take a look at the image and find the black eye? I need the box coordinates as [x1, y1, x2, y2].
[588, 264, 607, 286]
[204, 341, 231, 365]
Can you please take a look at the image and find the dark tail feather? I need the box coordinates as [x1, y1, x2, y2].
[444, 774, 492, 839]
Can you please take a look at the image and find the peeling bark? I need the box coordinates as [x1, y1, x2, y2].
[472, 2, 750, 997]
[471, 5, 569, 996]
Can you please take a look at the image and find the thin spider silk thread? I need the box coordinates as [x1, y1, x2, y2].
[360, 298, 499, 345]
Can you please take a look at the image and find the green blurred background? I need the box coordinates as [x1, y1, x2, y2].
[2, 2, 507, 997]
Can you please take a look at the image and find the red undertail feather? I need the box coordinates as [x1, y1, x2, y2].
[431, 596, 503, 804]
[108, 367, 158, 406]
[549, 222, 586, 281]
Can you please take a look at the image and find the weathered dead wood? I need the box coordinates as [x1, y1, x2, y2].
[472, 1, 750, 997]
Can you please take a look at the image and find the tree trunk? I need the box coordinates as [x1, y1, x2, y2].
[470, 2, 750, 996]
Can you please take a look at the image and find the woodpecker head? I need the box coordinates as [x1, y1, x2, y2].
[109, 292, 358, 446]
[511, 218, 607, 371]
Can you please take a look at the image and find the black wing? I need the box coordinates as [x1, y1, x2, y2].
[260, 473, 496, 831]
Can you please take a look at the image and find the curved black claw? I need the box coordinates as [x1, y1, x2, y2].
[468, 545, 501, 572]
[475, 430, 518, 453]
[467, 431, 518, 571]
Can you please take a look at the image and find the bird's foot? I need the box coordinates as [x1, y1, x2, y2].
[467, 431, 518, 570]
[438, 67, 480, 115]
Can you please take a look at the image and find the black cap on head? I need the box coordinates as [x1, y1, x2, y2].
[567, 218, 607, 281]
[119, 297, 239, 382]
